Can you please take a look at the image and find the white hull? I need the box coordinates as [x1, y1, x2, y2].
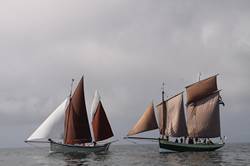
[49, 141, 111, 154]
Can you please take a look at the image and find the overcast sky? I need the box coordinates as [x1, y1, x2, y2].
[0, 0, 250, 148]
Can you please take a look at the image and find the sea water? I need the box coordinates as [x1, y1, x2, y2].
[0, 143, 249, 166]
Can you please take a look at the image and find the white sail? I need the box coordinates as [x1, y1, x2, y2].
[90, 90, 101, 120]
[26, 98, 68, 141]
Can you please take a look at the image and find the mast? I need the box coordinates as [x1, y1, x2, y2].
[198, 72, 201, 81]
[69, 79, 74, 97]
[64, 79, 74, 144]
[160, 83, 168, 139]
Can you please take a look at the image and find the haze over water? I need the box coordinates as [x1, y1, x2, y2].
[0, 143, 249, 166]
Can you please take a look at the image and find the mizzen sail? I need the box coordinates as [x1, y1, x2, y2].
[127, 102, 158, 136]
[26, 98, 68, 142]
[186, 92, 221, 138]
[91, 91, 114, 142]
[64, 77, 92, 144]
[157, 93, 188, 137]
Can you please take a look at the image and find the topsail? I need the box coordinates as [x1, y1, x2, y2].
[186, 75, 218, 105]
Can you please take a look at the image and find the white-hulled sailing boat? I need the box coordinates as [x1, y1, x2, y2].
[25, 77, 115, 154]
[126, 75, 225, 152]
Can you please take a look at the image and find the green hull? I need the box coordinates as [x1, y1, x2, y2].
[159, 139, 224, 152]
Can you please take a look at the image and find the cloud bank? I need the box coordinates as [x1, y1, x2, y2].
[0, 0, 250, 147]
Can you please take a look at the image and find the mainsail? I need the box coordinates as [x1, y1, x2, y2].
[64, 77, 92, 144]
[91, 91, 114, 142]
[186, 91, 221, 138]
[127, 102, 158, 136]
[26, 98, 68, 142]
[157, 93, 188, 137]
[185, 75, 221, 138]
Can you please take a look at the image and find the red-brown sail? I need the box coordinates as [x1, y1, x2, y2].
[64, 77, 92, 144]
[92, 101, 114, 141]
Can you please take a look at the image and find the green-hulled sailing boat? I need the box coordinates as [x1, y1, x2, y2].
[126, 75, 225, 152]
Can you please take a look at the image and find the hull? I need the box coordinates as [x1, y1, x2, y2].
[159, 139, 224, 152]
[50, 141, 111, 154]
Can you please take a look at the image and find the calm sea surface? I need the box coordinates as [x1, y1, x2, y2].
[0, 143, 249, 166]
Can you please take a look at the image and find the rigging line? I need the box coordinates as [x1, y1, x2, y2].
[126, 139, 158, 144]
[127, 139, 139, 144]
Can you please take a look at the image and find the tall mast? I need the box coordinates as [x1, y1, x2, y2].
[69, 79, 74, 98]
[198, 72, 201, 81]
[162, 83, 165, 103]
[64, 78, 74, 143]
[161, 83, 167, 139]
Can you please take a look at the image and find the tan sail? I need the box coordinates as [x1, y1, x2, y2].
[64, 77, 92, 144]
[127, 103, 158, 136]
[92, 101, 114, 142]
[186, 75, 218, 104]
[157, 93, 188, 137]
[157, 100, 166, 135]
[186, 92, 220, 138]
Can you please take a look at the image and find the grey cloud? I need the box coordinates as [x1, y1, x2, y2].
[0, 0, 250, 147]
